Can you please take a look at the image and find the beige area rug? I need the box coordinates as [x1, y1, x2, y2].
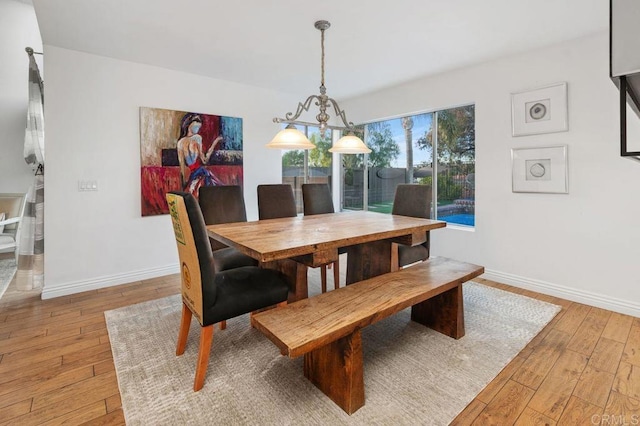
[106, 267, 560, 425]
[0, 258, 17, 300]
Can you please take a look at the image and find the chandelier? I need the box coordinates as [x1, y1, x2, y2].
[266, 20, 371, 153]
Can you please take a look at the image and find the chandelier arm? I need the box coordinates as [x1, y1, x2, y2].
[273, 118, 352, 131]
[326, 97, 356, 130]
[273, 96, 357, 131]
[273, 94, 322, 123]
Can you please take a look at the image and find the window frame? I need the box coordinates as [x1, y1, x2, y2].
[343, 103, 476, 228]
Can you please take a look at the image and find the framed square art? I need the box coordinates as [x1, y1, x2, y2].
[511, 145, 568, 193]
[139, 107, 244, 216]
[511, 82, 568, 136]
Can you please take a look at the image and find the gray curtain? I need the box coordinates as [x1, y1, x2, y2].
[17, 53, 45, 291]
[24, 54, 44, 167]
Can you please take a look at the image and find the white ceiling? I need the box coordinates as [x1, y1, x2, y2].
[32, 0, 608, 99]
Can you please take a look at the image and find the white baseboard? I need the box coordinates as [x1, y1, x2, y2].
[39, 264, 640, 317]
[482, 268, 640, 318]
[41, 264, 180, 300]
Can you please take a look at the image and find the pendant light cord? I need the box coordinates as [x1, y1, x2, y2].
[320, 27, 326, 94]
[320, 30, 324, 86]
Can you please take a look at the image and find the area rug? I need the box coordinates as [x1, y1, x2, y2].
[0, 258, 17, 300]
[106, 274, 560, 425]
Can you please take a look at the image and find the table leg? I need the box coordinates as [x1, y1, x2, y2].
[262, 259, 308, 303]
[303, 330, 365, 415]
[411, 283, 465, 339]
[345, 240, 392, 285]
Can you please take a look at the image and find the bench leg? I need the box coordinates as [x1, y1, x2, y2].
[303, 330, 365, 415]
[411, 283, 465, 339]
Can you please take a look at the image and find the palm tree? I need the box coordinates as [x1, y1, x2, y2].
[402, 116, 414, 183]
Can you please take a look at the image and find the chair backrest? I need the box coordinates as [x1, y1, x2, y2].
[166, 191, 216, 326]
[257, 184, 297, 220]
[0, 193, 26, 232]
[302, 184, 335, 215]
[199, 186, 247, 251]
[199, 186, 247, 224]
[392, 184, 432, 219]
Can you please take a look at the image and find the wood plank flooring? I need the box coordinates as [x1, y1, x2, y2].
[0, 274, 179, 425]
[0, 273, 637, 425]
[453, 278, 640, 425]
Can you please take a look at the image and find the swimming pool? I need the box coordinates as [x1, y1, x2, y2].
[440, 214, 475, 227]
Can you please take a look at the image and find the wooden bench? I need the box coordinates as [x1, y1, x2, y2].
[251, 256, 485, 414]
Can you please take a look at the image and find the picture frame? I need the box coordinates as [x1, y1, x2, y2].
[511, 82, 568, 136]
[139, 107, 244, 216]
[511, 145, 568, 193]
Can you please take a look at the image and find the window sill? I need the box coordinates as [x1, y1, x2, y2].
[443, 224, 475, 232]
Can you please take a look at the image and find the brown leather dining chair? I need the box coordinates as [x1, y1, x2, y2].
[301, 183, 343, 292]
[166, 191, 289, 391]
[391, 184, 432, 269]
[198, 185, 258, 272]
[257, 184, 298, 220]
[258, 184, 334, 295]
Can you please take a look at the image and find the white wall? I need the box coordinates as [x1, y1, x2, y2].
[0, 0, 42, 193]
[342, 32, 640, 316]
[42, 46, 291, 298]
[40, 32, 640, 316]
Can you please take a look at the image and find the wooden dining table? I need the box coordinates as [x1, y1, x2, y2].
[206, 210, 447, 302]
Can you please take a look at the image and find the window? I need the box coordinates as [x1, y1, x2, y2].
[341, 105, 475, 227]
[281, 125, 334, 213]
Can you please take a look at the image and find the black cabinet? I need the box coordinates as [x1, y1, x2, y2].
[610, 0, 640, 158]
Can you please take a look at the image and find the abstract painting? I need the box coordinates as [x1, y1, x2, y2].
[140, 107, 243, 216]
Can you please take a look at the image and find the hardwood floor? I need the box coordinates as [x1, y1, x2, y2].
[0, 273, 637, 424]
[0, 273, 180, 425]
[452, 278, 640, 425]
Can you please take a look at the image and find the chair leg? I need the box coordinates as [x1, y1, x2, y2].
[219, 320, 227, 330]
[320, 265, 327, 293]
[391, 243, 400, 272]
[176, 302, 192, 356]
[333, 259, 340, 289]
[194, 324, 214, 392]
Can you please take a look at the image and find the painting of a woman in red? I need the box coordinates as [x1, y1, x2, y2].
[139, 107, 243, 216]
[176, 113, 224, 196]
